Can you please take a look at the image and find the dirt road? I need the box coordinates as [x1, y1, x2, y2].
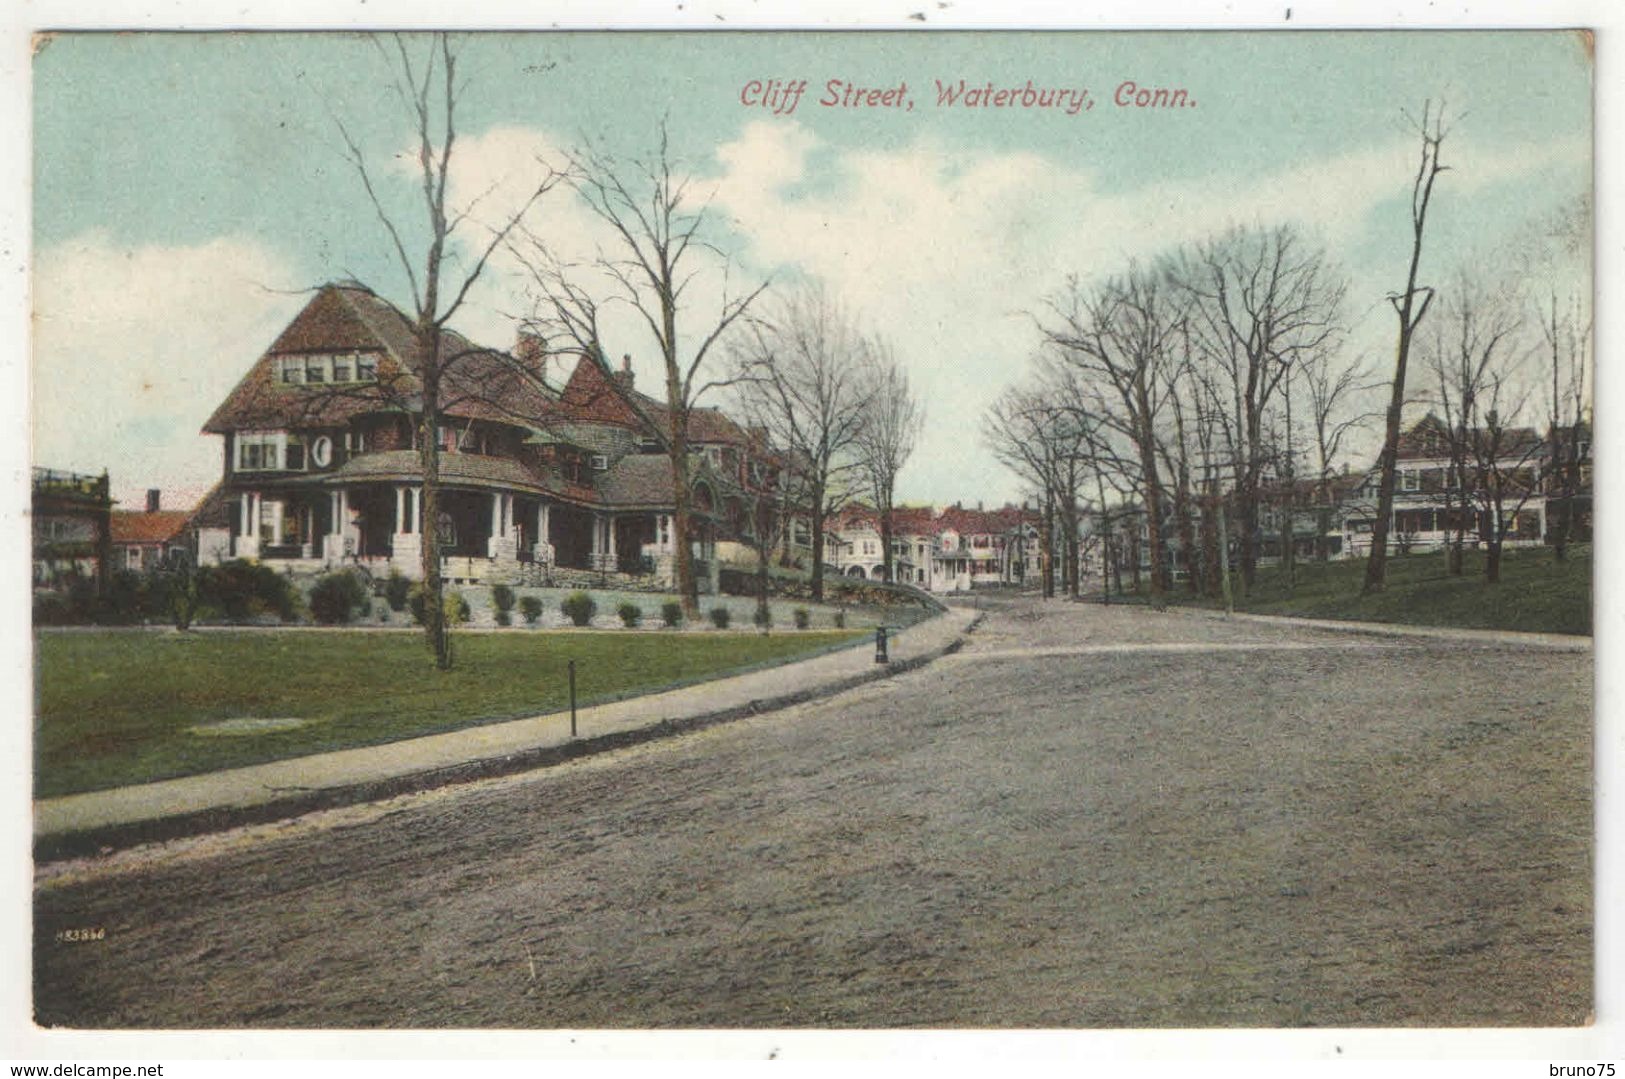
[34, 598, 1591, 1027]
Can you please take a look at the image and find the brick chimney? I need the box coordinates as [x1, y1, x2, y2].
[146, 489, 161, 513]
[613, 353, 635, 390]
[515, 331, 549, 385]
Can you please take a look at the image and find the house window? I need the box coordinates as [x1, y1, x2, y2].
[279, 358, 305, 385]
[236, 431, 285, 472]
[356, 353, 377, 381]
[332, 354, 352, 382]
[1401, 469, 1420, 492]
[305, 355, 328, 383]
[590, 454, 609, 471]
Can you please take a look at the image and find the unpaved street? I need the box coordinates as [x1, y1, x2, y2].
[34, 598, 1591, 1028]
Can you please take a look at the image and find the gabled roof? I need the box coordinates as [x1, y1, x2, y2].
[110, 510, 191, 545]
[596, 454, 677, 510]
[557, 355, 754, 446]
[1394, 411, 1544, 463]
[204, 284, 557, 434]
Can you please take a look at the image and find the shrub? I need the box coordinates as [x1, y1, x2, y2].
[793, 606, 810, 630]
[32, 591, 75, 626]
[833, 608, 847, 629]
[709, 607, 731, 629]
[561, 590, 597, 627]
[491, 583, 516, 615]
[105, 570, 151, 624]
[376, 602, 390, 623]
[519, 595, 544, 625]
[495, 609, 512, 626]
[408, 586, 472, 627]
[309, 570, 370, 624]
[752, 605, 772, 629]
[198, 560, 298, 622]
[617, 602, 643, 628]
[384, 571, 412, 612]
[661, 601, 683, 628]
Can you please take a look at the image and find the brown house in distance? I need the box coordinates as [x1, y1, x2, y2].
[110, 490, 192, 573]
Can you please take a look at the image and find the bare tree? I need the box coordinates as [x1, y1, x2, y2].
[732, 285, 870, 600]
[1300, 345, 1374, 560]
[1541, 290, 1592, 561]
[329, 33, 557, 668]
[519, 126, 769, 618]
[1173, 223, 1347, 594]
[1365, 102, 1450, 593]
[1043, 264, 1183, 604]
[856, 341, 924, 586]
[983, 384, 1063, 598]
[1423, 271, 1551, 582]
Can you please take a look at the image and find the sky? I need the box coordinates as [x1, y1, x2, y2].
[30, 29, 1592, 512]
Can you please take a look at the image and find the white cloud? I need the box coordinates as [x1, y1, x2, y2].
[705, 121, 1588, 503]
[32, 231, 303, 510]
[434, 125, 763, 394]
[369, 119, 1588, 506]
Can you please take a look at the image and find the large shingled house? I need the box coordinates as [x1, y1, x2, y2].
[196, 282, 805, 589]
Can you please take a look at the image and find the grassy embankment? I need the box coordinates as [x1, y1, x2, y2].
[1142, 545, 1591, 636]
[36, 628, 865, 798]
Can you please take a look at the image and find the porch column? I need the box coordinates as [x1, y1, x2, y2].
[534, 503, 554, 565]
[488, 492, 518, 562]
[325, 490, 342, 563]
[390, 484, 421, 577]
[590, 513, 606, 570]
[237, 491, 261, 559]
[415, 486, 424, 534]
[607, 514, 618, 561]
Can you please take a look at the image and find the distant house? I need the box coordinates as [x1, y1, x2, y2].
[32, 467, 113, 591]
[1340, 413, 1553, 558]
[826, 502, 1041, 593]
[110, 490, 193, 573]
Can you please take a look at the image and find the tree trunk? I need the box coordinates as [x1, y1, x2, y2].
[1134, 414, 1168, 604]
[1200, 495, 1222, 596]
[1041, 494, 1055, 599]
[1173, 483, 1198, 595]
[756, 522, 771, 629]
[416, 343, 450, 670]
[809, 488, 827, 603]
[880, 509, 895, 584]
[669, 443, 698, 618]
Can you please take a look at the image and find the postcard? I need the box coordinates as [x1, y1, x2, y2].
[18, 18, 1604, 1062]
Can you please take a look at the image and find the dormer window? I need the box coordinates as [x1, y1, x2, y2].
[236, 431, 286, 472]
[277, 352, 380, 386]
[590, 454, 609, 471]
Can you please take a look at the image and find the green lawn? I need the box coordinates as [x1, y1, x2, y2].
[35, 628, 865, 798]
[1152, 545, 1591, 636]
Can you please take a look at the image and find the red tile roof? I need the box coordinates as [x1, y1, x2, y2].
[110, 510, 190, 545]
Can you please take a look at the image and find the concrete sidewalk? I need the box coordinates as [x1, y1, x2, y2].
[1159, 603, 1592, 651]
[35, 605, 982, 858]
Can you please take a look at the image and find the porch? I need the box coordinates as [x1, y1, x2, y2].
[226, 483, 717, 588]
